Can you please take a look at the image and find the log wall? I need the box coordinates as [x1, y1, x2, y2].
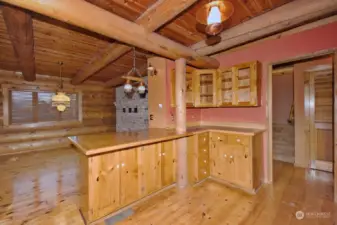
[0, 70, 116, 155]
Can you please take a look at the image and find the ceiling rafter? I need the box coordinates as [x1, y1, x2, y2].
[237, 0, 254, 18]
[1, 0, 220, 84]
[266, 0, 274, 8]
[71, 0, 201, 85]
[192, 0, 337, 56]
[252, 0, 263, 12]
[2, 5, 36, 81]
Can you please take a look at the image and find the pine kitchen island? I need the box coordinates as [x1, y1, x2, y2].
[69, 126, 264, 224]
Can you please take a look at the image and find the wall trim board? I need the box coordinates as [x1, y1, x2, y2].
[266, 49, 336, 185]
[200, 121, 266, 130]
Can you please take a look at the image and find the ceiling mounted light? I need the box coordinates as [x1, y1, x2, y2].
[137, 82, 146, 94]
[147, 63, 157, 76]
[196, 0, 234, 36]
[124, 79, 133, 93]
[122, 47, 147, 94]
[52, 62, 70, 112]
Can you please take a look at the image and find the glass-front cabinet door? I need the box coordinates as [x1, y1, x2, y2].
[193, 69, 217, 107]
[217, 68, 235, 106]
[233, 61, 259, 106]
[170, 69, 194, 107]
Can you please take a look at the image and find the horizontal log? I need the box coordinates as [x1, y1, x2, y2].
[3, 0, 219, 69]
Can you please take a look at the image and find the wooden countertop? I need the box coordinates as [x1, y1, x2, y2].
[69, 126, 265, 156]
[68, 128, 190, 156]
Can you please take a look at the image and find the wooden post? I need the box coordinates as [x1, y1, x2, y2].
[175, 58, 188, 188]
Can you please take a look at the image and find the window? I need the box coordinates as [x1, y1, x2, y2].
[3, 85, 82, 127]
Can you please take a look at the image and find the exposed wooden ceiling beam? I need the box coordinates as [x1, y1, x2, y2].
[192, 0, 337, 56]
[71, 0, 200, 85]
[2, 5, 36, 81]
[252, 0, 263, 12]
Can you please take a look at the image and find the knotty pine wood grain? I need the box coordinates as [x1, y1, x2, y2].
[0, 148, 336, 224]
[0, 69, 116, 155]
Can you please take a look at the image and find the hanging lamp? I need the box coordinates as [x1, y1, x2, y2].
[52, 62, 70, 112]
[123, 47, 147, 94]
[196, 0, 234, 36]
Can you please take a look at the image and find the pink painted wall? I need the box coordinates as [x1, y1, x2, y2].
[201, 22, 337, 124]
[272, 73, 294, 124]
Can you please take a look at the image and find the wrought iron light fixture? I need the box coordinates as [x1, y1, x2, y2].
[123, 47, 147, 94]
[196, 0, 234, 36]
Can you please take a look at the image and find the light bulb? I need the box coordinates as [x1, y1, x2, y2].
[138, 84, 146, 94]
[124, 83, 133, 93]
[207, 5, 221, 25]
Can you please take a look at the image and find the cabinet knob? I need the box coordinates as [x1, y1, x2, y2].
[224, 154, 227, 158]
[230, 155, 233, 159]
[121, 163, 125, 167]
[204, 160, 207, 163]
[217, 136, 220, 140]
[236, 138, 241, 142]
[117, 164, 120, 169]
[203, 138, 206, 141]
[203, 149, 207, 152]
[204, 171, 207, 174]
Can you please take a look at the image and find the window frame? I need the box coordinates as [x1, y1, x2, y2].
[2, 84, 83, 128]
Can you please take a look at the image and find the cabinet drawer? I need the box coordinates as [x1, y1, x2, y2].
[228, 135, 250, 146]
[198, 132, 209, 147]
[210, 132, 228, 143]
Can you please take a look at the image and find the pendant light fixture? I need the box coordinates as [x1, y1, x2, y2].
[52, 62, 71, 112]
[123, 47, 147, 94]
[196, 0, 234, 36]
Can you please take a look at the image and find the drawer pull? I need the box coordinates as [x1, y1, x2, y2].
[204, 160, 207, 163]
[121, 163, 125, 167]
[204, 138, 206, 142]
[217, 136, 220, 140]
[236, 139, 241, 142]
[203, 149, 207, 152]
[230, 155, 233, 159]
[223, 154, 227, 158]
[204, 171, 207, 174]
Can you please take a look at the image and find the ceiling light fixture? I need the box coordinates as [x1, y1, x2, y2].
[196, 0, 234, 36]
[52, 62, 70, 112]
[123, 47, 147, 94]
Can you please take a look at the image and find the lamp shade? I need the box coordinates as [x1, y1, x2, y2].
[196, 0, 234, 35]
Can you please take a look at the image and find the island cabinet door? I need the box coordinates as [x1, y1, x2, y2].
[161, 140, 176, 187]
[138, 144, 162, 197]
[120, 148, 139, 206]
[88, 152, 120, 221]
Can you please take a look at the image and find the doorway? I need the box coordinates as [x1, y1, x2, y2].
[267, 51, 337, 196]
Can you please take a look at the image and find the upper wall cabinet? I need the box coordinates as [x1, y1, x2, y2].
[170, 61, 260, 108]
[193, 69, 217, 107]
[171, 69, 194, 108]
[233, 61, 259, 106]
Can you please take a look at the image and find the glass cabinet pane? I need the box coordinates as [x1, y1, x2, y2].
[219, 70, 234, 105]
[199, 73, 214, 106]
[236, 66, 252, 105]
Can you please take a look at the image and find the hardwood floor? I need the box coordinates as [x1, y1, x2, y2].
[0, 148, 336, 225]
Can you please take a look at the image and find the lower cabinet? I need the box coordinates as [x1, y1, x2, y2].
[84, 140, 177, 222]
[209, 132, 263, 192]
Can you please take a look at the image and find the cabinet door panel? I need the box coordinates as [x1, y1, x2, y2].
[89, 152, 120, 220]
[161, 140, 176, 187]
[220, 145, 235, 182]
[138, 144, 162, 197]
[233, 146, 252, 188]
[120, 148, 139, 206]
[228, 134, 250, 146]
[193, 70, 217, 107]
[217, 68, 235, 106]
[233, 61, 259, 106]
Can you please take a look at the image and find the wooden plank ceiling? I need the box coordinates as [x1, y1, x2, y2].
[0, 0, 294, 84]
